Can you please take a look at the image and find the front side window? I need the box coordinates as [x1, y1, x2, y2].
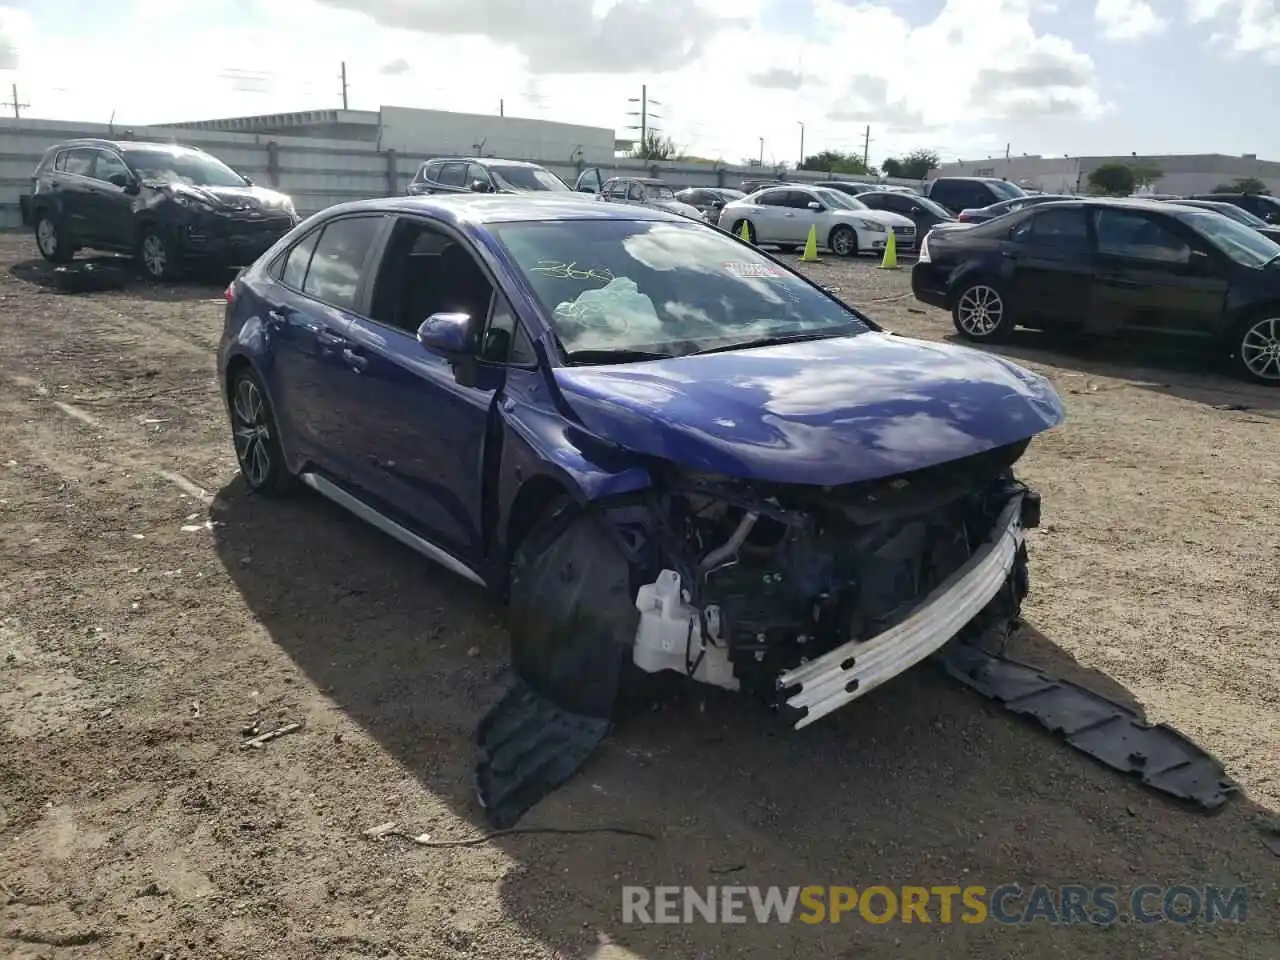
[123, 149, 246, 188]
[492, 219, 870, 357]
[61, 148, 95, 177]
[300, 216, 383, 310]
[93, 151, 131, 185]
[1093, 210, 1190, 264]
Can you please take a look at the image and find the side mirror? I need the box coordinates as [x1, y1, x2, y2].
[108, 173, 132, 190]
[470, 179, 491, 193]
[242, 176, 254, 186]
[807, 201, 822, 210]
[910, 205, 922, 215]
[416, 312, 472, 358]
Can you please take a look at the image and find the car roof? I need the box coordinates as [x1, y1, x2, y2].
[54, 138, 203, 154]
[424, 157, 545, 168]
[316, 193, 689, 226]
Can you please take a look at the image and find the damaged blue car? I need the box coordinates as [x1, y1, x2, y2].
[217, 194, 1065, 826]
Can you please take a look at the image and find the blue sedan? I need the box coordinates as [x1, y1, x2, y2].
[218, 195, 1063, 823]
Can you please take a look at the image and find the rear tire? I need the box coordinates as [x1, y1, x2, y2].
[951, 279, 1015, 342]
[228, 366, 298, 496]
[731, 219, 756, 244]
[34, 213, 73, 264]
[1232, 315, 1280, 385]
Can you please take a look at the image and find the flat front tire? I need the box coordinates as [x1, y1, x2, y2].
[951, 280, 1015, 341]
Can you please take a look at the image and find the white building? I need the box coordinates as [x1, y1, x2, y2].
[931, 153, 1280, 196]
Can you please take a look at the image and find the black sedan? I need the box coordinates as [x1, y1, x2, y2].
[911, 197, 1280, 384]
[857, 190, 957, 243]
[675, 186, 745, 220]
[956, 194, 1073, 224]
[1159, 198, 1280, 243]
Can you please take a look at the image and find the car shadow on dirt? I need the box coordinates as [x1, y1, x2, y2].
[211, 481, 1279, 959]
[9, 255, 235, 302]
[946, 330, 1280, 417]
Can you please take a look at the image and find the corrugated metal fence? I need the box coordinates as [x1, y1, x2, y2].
[0, 116, 926, 228]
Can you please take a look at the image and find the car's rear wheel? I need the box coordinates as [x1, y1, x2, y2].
[829, 225, 857, 257]
[229, 367, 297, 496]
[138, 228, 180, 281]
[952, 280, 1014, 341]
[1234, 315, 1280, 385]
[34, 213, 73, 264]
[731, 219, 756, 244]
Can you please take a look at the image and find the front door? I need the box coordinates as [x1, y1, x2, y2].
[575, 167, 604, 194]
[338, 216, 509, 562]
[1006, 207, 1094, 329]
[1087, 208, 1227, 339]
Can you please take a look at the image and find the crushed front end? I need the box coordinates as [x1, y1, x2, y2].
[631, 440, 1040, 728]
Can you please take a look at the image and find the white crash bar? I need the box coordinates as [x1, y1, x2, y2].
[777, 492, 1025, 729]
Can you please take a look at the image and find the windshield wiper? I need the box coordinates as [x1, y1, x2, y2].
[690, 331, 846, 356]
[565, 347, 676, 365]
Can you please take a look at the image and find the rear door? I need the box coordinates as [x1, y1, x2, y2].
[1087, 207, 1227, 339]
[56, 147, 98, 239]
[749, 190, 791, 242]
[83, 149, 135, 249]
[1006, 207, 1094, 329]
[256, 214, 386, 478]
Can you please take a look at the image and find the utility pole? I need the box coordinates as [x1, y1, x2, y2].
[759, 137, 764, 166]
[499, 99, 504, 117]
[3, 83, 28, 119]
[797, 121, 805, 167]
[339, 61, 349, 110]
[625, 85, 662, 157]
[1005, 142, 1011, 160]
[862, 125, 871, 172]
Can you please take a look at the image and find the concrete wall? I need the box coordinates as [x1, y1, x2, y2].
[932, 153, 1280, 197]
[0, 116, 927, 230]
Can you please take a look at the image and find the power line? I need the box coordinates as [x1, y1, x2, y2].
[3, 83, 28, 119]
[626, 85, 662, 156]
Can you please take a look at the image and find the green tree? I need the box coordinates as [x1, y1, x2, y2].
[881, 156, 904, 178]
[1128, 160, 1164, 190]
[630, 130, 678, 161]
[899, 149, 940, 179]
[800, 150, 874, 175]
[1212, 177, 1269, 195]
[1087, 163, 1136, 196]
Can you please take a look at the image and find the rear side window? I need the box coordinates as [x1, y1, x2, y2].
[1027, 208, 1089, 251]
[301, 216, 383, 310]
[61, 148, 95, 177]
[280, 230, 321, 289]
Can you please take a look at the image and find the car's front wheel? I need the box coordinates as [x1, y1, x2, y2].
[829, 225, 857, 257]
[228, 367, 297, 496]
[951, 280, 1015, 341]
[138, 228, 180, 281]
[34, 213, 73, 264]
[1234, 315, 1280, 385]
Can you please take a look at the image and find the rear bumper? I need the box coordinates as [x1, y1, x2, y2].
[777, 491, 1027, 728]
[911, 262, 949, 309]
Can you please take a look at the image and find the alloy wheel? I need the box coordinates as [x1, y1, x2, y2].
[1240, 317, 1280, 382]
[231, 377, 273, 487]
[36, 218, 57, 257]
[141, 233, 167, 278]
[831, 229, 854, 256]
[956, 285, 1005, 337]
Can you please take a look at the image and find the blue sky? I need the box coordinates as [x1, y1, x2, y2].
[0, 0, 1276, 166]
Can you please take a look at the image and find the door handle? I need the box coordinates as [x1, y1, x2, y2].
[342, 347, 368, 372]
[266, 308, 286, 324]
[316, 329, 347, 347]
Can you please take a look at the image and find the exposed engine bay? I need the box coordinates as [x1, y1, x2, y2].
[475, 439, 1237, 828]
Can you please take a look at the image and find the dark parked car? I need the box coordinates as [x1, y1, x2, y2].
[1183, 192, 1280, 225]
[674, 186, 745, 220]
[956, 194, 1073, 224]
[1159, 198, 1280, 243]
[813, 180, 880, 197]
[911, 196, 1280, 384]
[408, 157, 571, 196]
[926, 177, 1027, 215]
[218, 193, 1060, 823]
[857, 190, 957, 242]
[25, 138, 299, 279]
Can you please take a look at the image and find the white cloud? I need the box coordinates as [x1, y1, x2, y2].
[0, 0, 1104, 166]
[1095, 0, 1166, 40]
[1185, 0, 1280, 61]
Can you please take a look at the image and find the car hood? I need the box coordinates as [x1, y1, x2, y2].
[651, 199, 706, 219]
[163, 182, 294, 213]
[835, 209, 915, 228]
[552, 332, 1065, 486]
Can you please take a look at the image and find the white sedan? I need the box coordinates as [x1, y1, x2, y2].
[717, 185, 917, 256]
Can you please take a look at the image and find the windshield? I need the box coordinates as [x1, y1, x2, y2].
[490, 165, 570, 192]
[912, 195, 954, 218]
[715, 189, 745, 200]
[124, 149, 247, 188]
[1183, 203, 1265, 227]
[1174, 209, 1280, 267]
[815, 188, 866, 210]
[643, 184, 676, 200]
[988, 180, 1027, 200]
[493, 219, 870, 358]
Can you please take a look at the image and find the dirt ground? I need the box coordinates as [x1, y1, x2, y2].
[0, 232, 1277, 960]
